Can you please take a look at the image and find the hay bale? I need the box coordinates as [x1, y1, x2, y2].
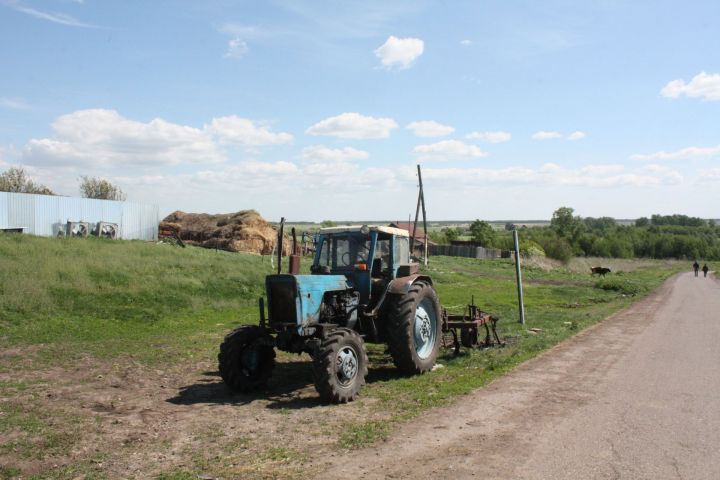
[159, 210, 290, 255]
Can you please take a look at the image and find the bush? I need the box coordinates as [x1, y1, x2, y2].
[79, 176, 126, 201]
[541, 237, 574, 262]
[521, 240, 545, 257]
[594, 277, 644, 296]
[0, 167, 54, 195]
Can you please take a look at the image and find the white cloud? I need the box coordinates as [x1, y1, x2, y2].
[578, 164, 625, 175]
[298, 146, 369, 180]
[697, 168, 720, 184]
[300, 145, 368, 163]
[531, 131, 563, 140]
[305, 112, 398, 139]
[406, 120, 454, 138]
[224, 37, 249, 59]
[0, 97, 30, 110]
[413, 140, 488, 161]
[460, 39, 472, 46]
[374, 36, 424, 69]
[661, 71, 720, 101]
[568, 131, 586, 141]
[207, 116, 293, 146]
[22, 109, 225, 168]
[4, 2, 95, 28]
[630, 145, 720, 161]
[420, 163, 682, 188]
[466, 131, 511, 143]
[196, 160, 298, 180]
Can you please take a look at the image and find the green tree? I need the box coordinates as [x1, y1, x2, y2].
[443, 227, 461, 243]
[79, 176, 126, 201]
[0, 167, 54, 195]
[583, 216, 617, 233]
[551, 206, 584, 240]
[320, 220, 337, 227]
[469, 219, 496, 246]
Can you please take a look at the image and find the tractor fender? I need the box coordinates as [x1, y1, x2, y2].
[387, 274, 433, 295]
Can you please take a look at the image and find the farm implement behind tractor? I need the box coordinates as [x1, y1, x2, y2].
[218, 221, 503, 404]
[441, 297, 503, 356]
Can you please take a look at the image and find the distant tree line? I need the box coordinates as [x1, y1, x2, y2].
[0, 167, 126, 201]
[429, 207, 720, 262]
[517, 207, 720, 261]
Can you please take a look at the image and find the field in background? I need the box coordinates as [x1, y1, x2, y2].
[0, 234, 684, 479]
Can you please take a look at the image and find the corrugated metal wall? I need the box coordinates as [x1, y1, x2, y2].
[0, 192, 159, 240]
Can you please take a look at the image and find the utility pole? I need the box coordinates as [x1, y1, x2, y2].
[411, 175, 422, 254]
[418, 165, 428, 266]
[513, 229, 526, 326]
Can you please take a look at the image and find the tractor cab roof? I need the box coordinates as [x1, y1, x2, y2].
[318, 225, 410, 237]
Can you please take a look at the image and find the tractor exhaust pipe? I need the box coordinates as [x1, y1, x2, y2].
[289, 227, 301, 274]
[277, 217, 285, 274]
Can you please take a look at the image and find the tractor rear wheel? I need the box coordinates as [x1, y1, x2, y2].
[218, 325, 275, 392]
[312, 328, 368, 404]
[386, 281, 441, 374]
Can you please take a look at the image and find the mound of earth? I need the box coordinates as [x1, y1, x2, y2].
[159, 210, 289, 255]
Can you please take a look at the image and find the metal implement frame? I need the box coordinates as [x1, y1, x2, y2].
[441, 300, 504, 356]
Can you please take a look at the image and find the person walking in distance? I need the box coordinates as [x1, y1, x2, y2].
[702, 264, 709, 278]
[693, 261, 699, 277]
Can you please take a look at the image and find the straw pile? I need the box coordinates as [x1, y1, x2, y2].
[159, 210, 288, 255]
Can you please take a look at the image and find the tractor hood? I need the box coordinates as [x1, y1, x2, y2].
[265, 274, 351, 333]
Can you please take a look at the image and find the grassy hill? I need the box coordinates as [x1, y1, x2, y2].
[0, 234, 276, 361]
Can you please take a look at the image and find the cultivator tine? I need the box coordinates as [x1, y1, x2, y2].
[490, 315, 504, 346]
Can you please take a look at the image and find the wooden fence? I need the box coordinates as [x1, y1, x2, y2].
[428, 244, 511, 259]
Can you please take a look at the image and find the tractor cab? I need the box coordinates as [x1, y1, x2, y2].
[311, 225, 412, 304]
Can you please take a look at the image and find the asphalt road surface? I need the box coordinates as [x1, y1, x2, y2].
[319, 272, 720, 479]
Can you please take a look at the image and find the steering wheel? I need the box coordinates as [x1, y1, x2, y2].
[341, 251, 352, 266]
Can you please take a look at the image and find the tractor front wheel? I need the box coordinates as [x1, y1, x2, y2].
[312, 328, 368, 404]
[218, 325, 275, 392]
[386, 281, 441, 374]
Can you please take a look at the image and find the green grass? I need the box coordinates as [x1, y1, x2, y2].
[0, 233, 276, 363]
[0, 233, 685, 476]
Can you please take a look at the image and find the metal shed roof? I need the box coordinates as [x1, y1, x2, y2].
[318, 225, 410, 237]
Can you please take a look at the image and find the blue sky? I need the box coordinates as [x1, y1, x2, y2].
[1, 0, 719, 221]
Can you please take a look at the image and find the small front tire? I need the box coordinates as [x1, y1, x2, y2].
[312, 328, 369, 404]
[218, 325, 275, 392]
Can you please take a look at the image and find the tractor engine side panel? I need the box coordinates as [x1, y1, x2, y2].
[266, 274, 350, 335]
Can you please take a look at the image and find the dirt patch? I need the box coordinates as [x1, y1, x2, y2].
[0, 350, 384, 479]
[160, 210, 290, 255]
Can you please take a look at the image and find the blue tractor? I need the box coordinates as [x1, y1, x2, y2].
[218, 224, 441, 403]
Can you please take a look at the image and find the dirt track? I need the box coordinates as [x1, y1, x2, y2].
[318, 272, 720, 479]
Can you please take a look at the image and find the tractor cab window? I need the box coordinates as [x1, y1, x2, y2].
[316, 234, 371, 270]
[372, 238, 391, 277]
[394, 236, 410, 264]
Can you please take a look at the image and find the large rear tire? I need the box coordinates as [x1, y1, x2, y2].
[218, 325, 275, 392]
[386, 281, 441, 374]
[312, 328, 368, 404]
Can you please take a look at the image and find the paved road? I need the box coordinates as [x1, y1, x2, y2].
[319, 272, 720, 479]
